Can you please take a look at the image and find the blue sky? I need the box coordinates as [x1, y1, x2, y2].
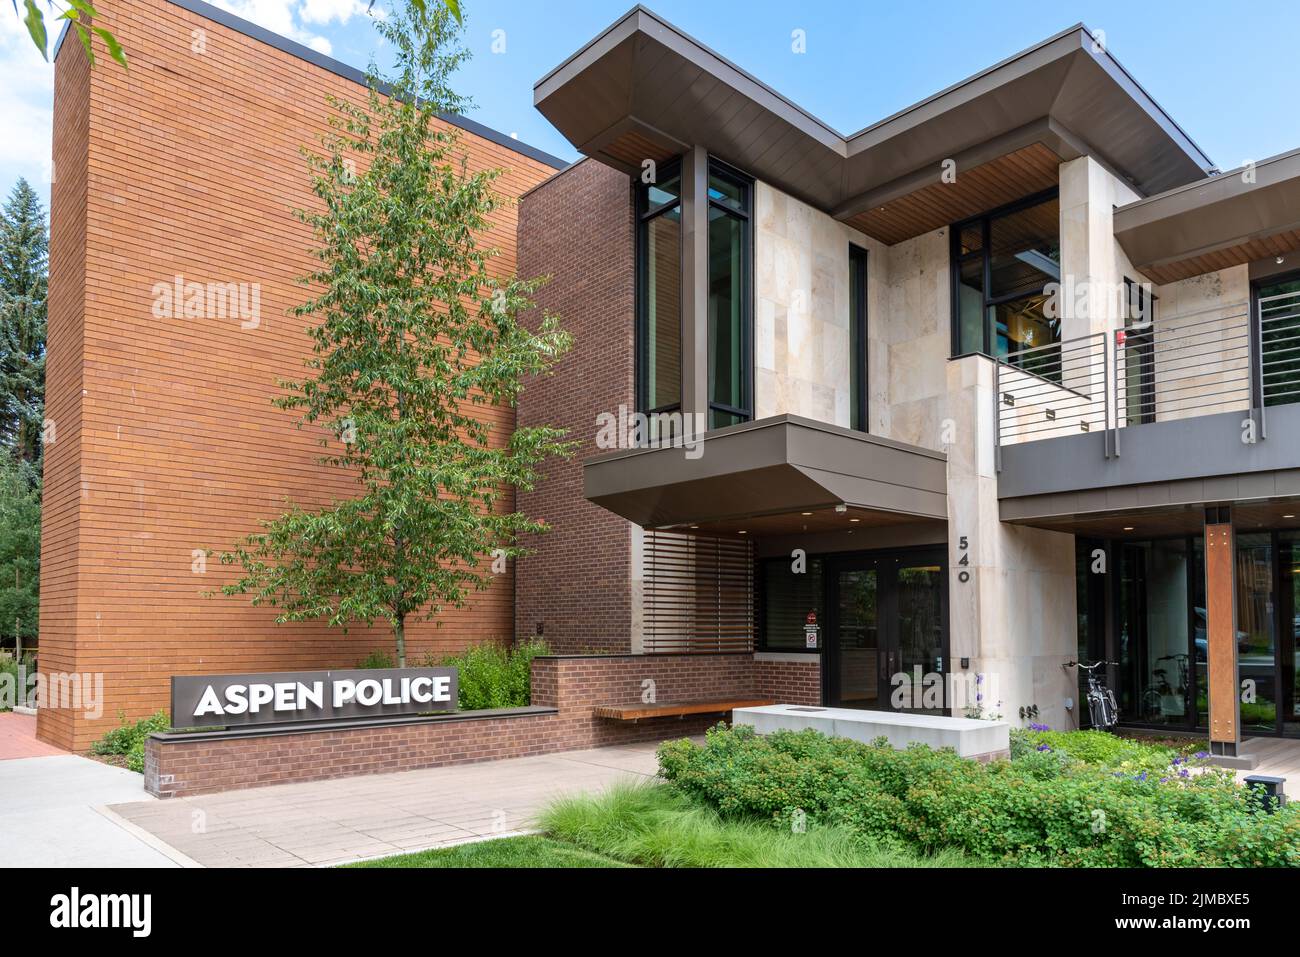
[5, 0, 1300, 209]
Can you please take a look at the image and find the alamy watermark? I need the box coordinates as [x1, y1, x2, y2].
[151, 274, 261, 329]
[595, 405, 706, 459]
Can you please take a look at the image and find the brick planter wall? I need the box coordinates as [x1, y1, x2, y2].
[145, 652, 779, 798]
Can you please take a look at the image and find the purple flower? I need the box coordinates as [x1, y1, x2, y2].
[1036, 744, 1051, 752]
[1028, 722, 1051, 732]
[1172, 756, 1183, 766]
[1136, 772, 1148, 782]
[1178, 769, 1190, 778]
[1160, 777, 1168, 784]
[1194, 751, 1210, 760]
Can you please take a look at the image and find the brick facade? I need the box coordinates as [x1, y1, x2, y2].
[754, 655, 822, 706]
[40, 0, 561, 751]
[515, 160, 639, 653]
[146, 653, 761, 797]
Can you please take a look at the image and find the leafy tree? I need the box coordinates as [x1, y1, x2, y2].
[221, 0, 572, 666]
[0, 178, 47, 469]
[0, 450, 40, 648]
[17, 0, 126, 68]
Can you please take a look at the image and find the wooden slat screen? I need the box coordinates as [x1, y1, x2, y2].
[643, 531, 754, 653]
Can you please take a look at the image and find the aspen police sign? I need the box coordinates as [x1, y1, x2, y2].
[171, 668, 458, 729]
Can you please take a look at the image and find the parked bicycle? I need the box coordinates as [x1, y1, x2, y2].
[1065, 660, 1120, 729]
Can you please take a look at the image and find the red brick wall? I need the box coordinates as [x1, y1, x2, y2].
[41, 0, 561, 751]
[146, 652, 758, 797]
[755, 656, 822, 706]
[515, 160, 637, 653]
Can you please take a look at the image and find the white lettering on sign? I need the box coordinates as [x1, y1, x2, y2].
[191, 677, 452, 719]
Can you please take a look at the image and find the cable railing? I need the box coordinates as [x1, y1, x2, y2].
[993, 297, 1289, 467]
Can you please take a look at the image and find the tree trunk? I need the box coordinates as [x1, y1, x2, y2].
[394, 614, 406, 668]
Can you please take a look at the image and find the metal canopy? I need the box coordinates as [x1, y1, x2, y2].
[1114, 148, 1300, 283]
[583, 414, 947, 529]
[535, 6, 1213, 236]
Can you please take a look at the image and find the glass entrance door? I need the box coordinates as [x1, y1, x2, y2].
[834, 566, 879, 709]
[894, 561, 947, 714]
[826, 549, 948, 713]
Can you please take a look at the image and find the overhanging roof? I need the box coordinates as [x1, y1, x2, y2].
[583, 415, 947, 529]
[535, 6, 1213, 242]
[1114, 148, 1300, 283]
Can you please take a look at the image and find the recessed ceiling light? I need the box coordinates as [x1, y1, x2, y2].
[801, 512, 812, 516]
[738, 530, 747, 535]
[1122, 526, 1135, 531]
[1286, 514, 1296, 519]
[849, 518, 861, 523]
[689, 525, 699, 529]
[1278, 256, 1286, 265]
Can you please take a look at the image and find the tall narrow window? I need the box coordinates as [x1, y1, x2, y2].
[950, 190, 1061, 379]
[849, 244, 868, 432]
[1122, 277, 1157, 425]
[636, 160, 682, 415]
[706, 160, 752, 430]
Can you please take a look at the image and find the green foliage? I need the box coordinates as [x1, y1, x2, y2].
[356, 649, 395, 669]
[91, 709, 170, 773]
[537, 780, 972, 868]
[0, 450, 39, 647]
[0, 651, 34, 711]
[16, 1, 126, 68]
[1010, 727, 1196, 776]
[0, 178, 47, 469]
[657, 724, 1300, 867]
[345, 835, 629, 869]
[221, 0, 572, 666]
[439, 637, 548, 709]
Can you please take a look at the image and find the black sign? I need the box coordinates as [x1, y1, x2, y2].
[170, 667, 459, 729]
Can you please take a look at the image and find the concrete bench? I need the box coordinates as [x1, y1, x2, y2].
[733, 705, 1010, 762]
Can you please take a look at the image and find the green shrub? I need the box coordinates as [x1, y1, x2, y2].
[91, 710, 170, 773]
[658, 724, 1300, 868]
[440, 638, 549, 710]
[0, 653, 34, 712]
[356, 649, 395, 669]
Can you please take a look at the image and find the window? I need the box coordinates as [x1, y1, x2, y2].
[706, 160, 752, 430]
[951, 190, 1061, 378]
[1256, 272, 1300, 408]
[636, 159, 682, 415]
[849, 244, 868, 432]
[1122, 278, 1157, 425]
[759, 557, 823, 652]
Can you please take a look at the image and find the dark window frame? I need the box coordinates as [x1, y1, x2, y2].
[635, 157, 683, 417]
[1122, 277, 1158, 425]
[849, 243, 869, 432]
[755, 554, 824, 654]
[705, 157, 755, 429]
[949, 187, 1061, 360]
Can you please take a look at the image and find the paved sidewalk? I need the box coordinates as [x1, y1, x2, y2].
[0, 754, 184, 868]
[0, 712, 67, 760]
[109, 741, 668, 867]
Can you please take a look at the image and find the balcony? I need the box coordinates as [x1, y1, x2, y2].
[995, 290, 1300, 533]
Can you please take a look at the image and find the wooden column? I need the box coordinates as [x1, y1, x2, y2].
[1204, 507, 1239, 755]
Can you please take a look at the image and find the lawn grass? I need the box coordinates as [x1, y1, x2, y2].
[348, 781, 973, 868]
[538, 780, 973, 868]
[344, 835, 631, 868]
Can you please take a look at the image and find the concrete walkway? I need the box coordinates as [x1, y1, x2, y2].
[0, 753, 187, 868]
[108, 741, 667, 867]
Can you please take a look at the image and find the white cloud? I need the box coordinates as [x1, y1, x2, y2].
[0, 9, 55, 201]
[209, 0, 335, 55]
[298, 0, 369, 27]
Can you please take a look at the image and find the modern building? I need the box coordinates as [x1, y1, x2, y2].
[42, 0, 1300, 761]
[516, 7, 1300, 759]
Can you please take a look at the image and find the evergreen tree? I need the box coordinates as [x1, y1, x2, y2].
[221, 0, 572, 665]
[0, 450, 40, 648]
[0, 178, 48, 472]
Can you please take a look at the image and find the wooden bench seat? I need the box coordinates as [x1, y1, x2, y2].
[593, 698, 776, 722]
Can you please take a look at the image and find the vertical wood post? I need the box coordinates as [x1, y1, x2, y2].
[1204, 506, 1239, 755]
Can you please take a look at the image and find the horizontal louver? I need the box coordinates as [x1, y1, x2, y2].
[643, 531, 754, 653]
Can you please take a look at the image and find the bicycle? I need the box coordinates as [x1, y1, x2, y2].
[1065, 660, 1119, 729]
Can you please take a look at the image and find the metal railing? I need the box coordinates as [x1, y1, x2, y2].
[992, 295, 1294, 468]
